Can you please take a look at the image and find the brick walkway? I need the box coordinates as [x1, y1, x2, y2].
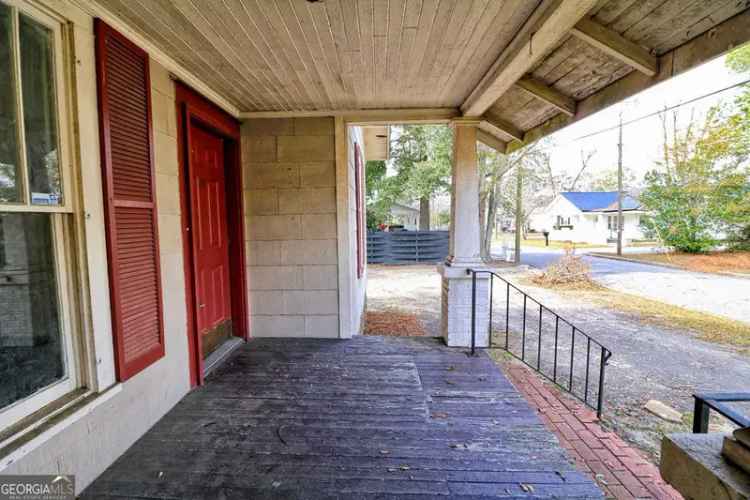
[503, 363, 682, 500]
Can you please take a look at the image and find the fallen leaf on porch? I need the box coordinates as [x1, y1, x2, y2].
[431, 412, 448, 419]
[399, 465, 411, 471]
[364, 309, 427, 337]
[520, 483, 535, 493]
[446, 365, 456, 371]
[445, 380, 455, 385]
[157, 471, 163, 479]
[380, 449, 390, 454]
[272, 481, 281, 488]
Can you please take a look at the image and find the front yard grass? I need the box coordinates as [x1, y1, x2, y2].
[610, 250, 750, 275]
[556, 284, 750, 349]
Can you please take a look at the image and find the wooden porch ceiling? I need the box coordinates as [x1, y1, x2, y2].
[89, 0, 750, 149]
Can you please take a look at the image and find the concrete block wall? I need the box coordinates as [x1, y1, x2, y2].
[242, 117, 339, 338]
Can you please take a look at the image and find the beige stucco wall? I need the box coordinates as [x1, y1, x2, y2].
[1, 9, 191, 491]
[242, 118, 340, 338]
[347, 126, 367, 335]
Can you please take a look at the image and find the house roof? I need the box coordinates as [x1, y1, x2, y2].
[560, 192, 640, 212]
[390, 202, 420, 214]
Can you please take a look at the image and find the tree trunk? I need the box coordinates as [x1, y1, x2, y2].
[479, 193, 487, 259]
[419, 197, 430, 230]
[482, 186, 497, 261]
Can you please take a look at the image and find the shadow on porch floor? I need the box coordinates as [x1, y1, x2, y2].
[82, 336, 602, 499]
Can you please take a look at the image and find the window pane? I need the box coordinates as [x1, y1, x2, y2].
[19, 14, 62, 205]
[0, 213, 65, 410]
[0, 3, 22, 203]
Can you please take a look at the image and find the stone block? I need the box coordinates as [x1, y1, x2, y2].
[154, 132, 179, 176]
[246, 241, 281, 266]
[301, 214, 337, 239]
[245, 189, 278, 215]
[251, 291, 285, 315]
[302, 265, 338, 290]
[284, 290, 338, 315]
[294, 117, 334, 136]
[246, 215, 301, 240]
[244, 164, 299, 189]
[277, 135, 334, 162]
[300, 162, 336, 187]
[280, 239, 337, 265]
[155, 173, 181, 215]
[248, 266, 302, 290]
[242, 136, 276, 162]
[242, 118, 294, 137]
[305, 315, 339, 338]
[150, 59, 174, 97]
[152, 90, 177, 137]
[157, 214, 182, 254]
[250, 315, 305, 337]
[278, 188, 335, 214]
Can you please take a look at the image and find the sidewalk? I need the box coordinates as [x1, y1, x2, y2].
[503, 363, 682, 500]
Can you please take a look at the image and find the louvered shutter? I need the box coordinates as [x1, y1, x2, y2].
[95, 20, 165, 381]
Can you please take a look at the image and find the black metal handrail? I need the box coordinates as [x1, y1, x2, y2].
[692, 392, 750, 433]
[468, 269, 613, 418]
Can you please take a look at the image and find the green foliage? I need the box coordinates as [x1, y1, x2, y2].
[365, 125, 452, 229]
[726, 42, 750, 73]
[640, 104, 750, 252]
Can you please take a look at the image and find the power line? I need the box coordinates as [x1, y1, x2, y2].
[529, 76, 750, 152]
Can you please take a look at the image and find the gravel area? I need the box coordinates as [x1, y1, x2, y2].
[366, 264, 750, 461]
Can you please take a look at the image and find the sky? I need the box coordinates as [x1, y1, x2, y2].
[544, 50, 749, 184]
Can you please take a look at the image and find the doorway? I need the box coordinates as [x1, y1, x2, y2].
[175, 83, 247, 387]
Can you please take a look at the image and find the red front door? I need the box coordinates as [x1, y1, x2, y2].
[189, 124, 232, 357]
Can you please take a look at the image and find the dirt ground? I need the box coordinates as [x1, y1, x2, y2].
[612, 250, 750, 275]
[366, 264, 750, 462]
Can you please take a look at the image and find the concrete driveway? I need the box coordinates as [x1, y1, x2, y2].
[505, 246, 750, 325]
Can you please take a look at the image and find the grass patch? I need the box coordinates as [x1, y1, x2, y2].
[617, 251, 750, 274]
[364, 309, 426, 337]
[542, 283, 750, 349]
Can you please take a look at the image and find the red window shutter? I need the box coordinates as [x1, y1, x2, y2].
[95, 20, 165, 381]
[354, 143, 364, 278]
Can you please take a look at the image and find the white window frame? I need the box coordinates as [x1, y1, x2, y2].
[0, 0, 84, 433]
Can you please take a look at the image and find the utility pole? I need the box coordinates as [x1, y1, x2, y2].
[514, 164, 522, 264]
[617, 113, 623, 256]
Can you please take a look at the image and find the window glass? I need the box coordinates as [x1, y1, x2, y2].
[0, 213, 65, 409]
[0, 3, 21, 203]
[19, 14, 62, 205]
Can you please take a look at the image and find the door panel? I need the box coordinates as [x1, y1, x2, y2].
[189, 124, 232, 356]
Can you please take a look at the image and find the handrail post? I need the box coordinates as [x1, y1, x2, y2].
[505, 282, 510, 350]
[470, 270, 476, 356]
[692, 396, 710, 433]
[597, 347, 609, 419]
[488, 274, 494, 348]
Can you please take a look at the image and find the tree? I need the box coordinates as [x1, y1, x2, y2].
[640, 105, 749, 252]
[388, 125, 452, 230]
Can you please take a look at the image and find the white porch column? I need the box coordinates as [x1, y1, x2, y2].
[439, 118, 490, 348]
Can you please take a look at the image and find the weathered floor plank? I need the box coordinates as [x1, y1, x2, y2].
[81, 336, 602, 499]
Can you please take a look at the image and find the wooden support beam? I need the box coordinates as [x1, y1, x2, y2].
[461, 0, 597, 117]
[476, 130, 507, 154]
[481, 115, 523, 142]
[570, 18, 658, 76]
[507, 7, 750, 153]
[516, 77, 576, 116]
[239, 108, 460, 124]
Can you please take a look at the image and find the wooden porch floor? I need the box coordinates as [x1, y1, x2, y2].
[82, 336, 602, 499]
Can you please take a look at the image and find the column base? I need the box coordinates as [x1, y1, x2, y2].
[438, 264, 490, 348]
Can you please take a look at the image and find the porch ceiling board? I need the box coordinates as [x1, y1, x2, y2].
[92, 0, 538, 112]
[90, 0, 750, 147]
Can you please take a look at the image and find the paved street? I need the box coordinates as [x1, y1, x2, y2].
[501, 246, 750, 325]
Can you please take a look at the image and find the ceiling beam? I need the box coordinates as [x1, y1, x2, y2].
[476, 130, 508, 154]
[239, 108, 460, 124]
[507, 7, 750, 153]
[480, 115, 523, 142]
[461, 0, 598, 117]
[516, 77, 576, 116]
[570, 18, 658, 76]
